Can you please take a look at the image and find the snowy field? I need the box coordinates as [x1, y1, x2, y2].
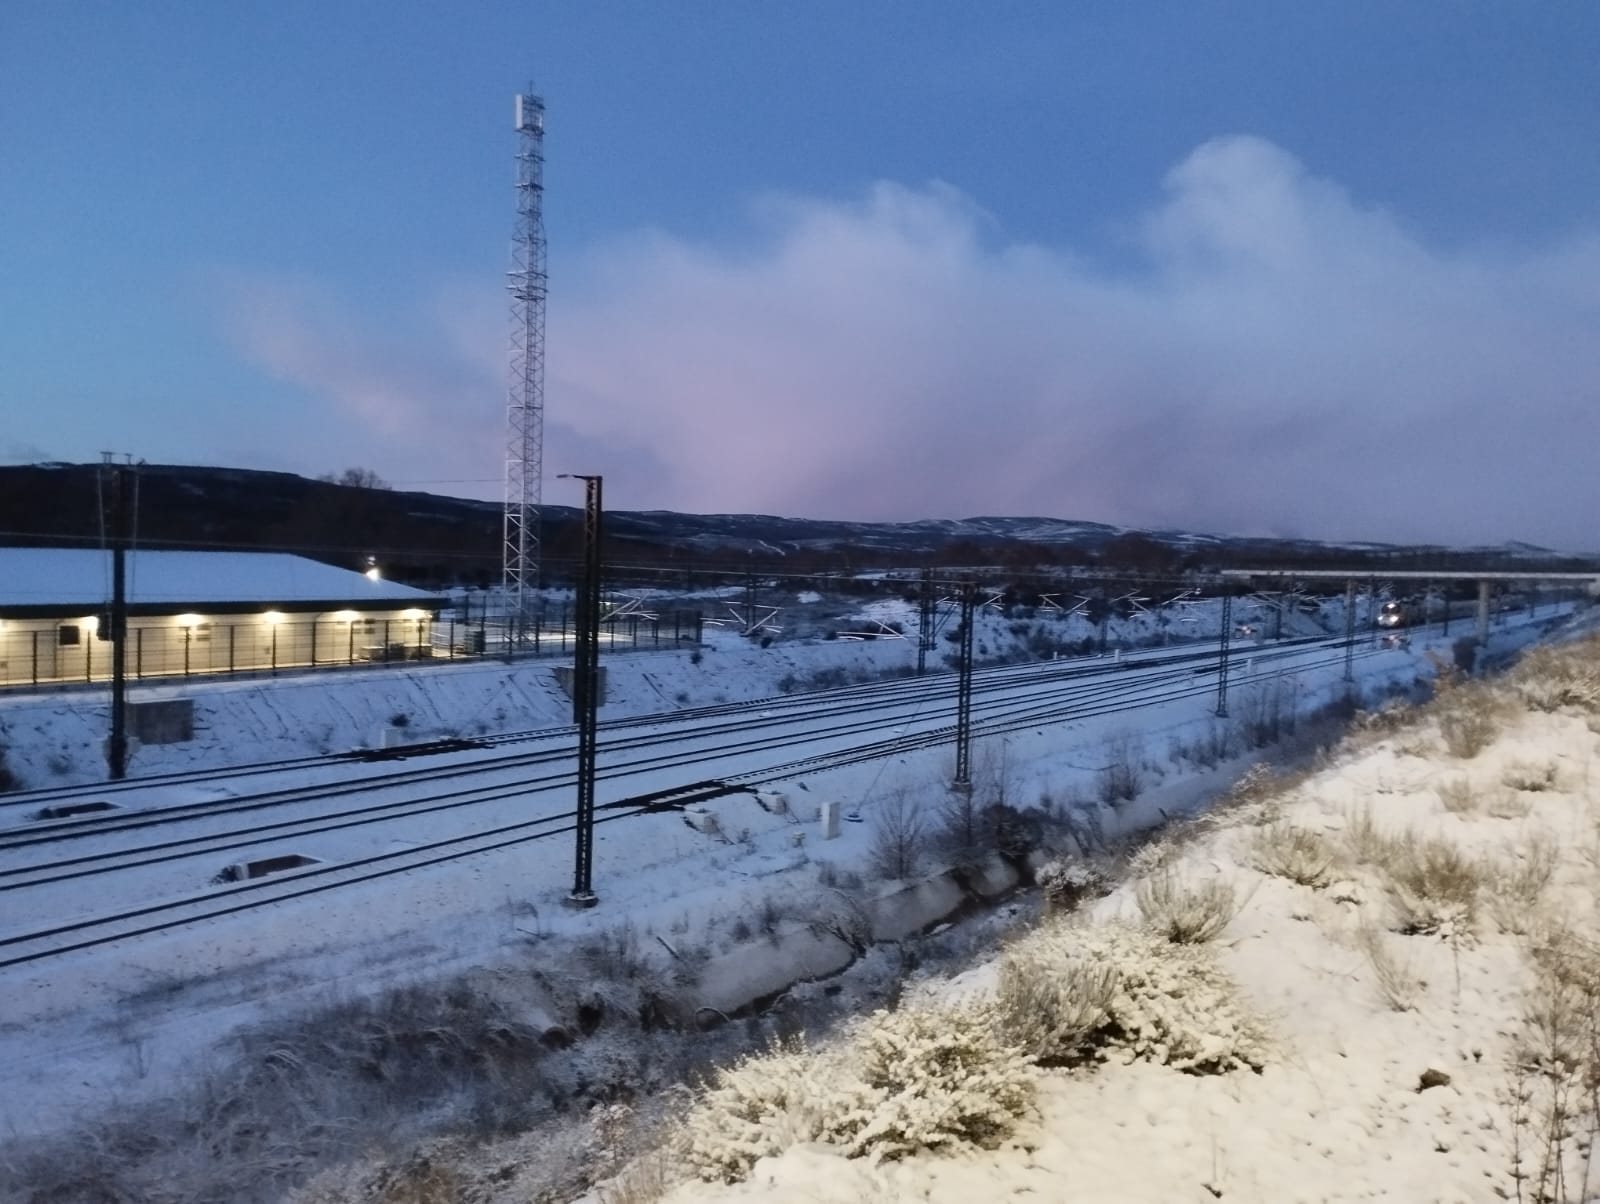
[625, 624, 1600, 1204]
[0, 593, 1581, 1201]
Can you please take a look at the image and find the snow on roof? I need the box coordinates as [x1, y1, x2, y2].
[0, 549, 443, 609]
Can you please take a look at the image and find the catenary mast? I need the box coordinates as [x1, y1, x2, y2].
[503, 87, 547, 637]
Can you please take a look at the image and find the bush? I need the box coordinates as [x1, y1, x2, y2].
[1509, 639, 1600, 713]
[680, 1005, 1036, 1180]
[1436, 685, 1500, 758]
[994, 942, 1117, 1064]
[996, 923, 1267, 1073]
[679, 1040, 826, 1183]
[827, 1005, 1036, 1160]
[1249, 822, 1339, 887]
[1036, 858, 1108, 915]
[1487, 834, 1560, 935]
[1382, 834, 1485, 936]
[1096, 732, 1144, 806]
[1136, 870, 1241, 944]
[1437, 778, 1479, 814]
[868, 792, 925, 881]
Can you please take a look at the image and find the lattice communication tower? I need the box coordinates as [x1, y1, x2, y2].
[503, 87, 547, 632]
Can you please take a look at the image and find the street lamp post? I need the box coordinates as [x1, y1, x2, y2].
[559, 473, 604, 908]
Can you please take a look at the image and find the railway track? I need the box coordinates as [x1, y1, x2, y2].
[0, 637, 1382, 969]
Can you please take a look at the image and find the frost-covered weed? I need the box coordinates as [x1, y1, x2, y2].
[1488, 834, 1560, 936]
[1249, 822, 1339, 887]
[1382, 833, 1486, 937]
[998, 923, 1268, 1073]
[1035, 857, 1108, 915]
[1509, 639, 1600, 714]
[1437, 778, 1480, 814]
[678, 1039, 830, 1183]
[995, 939, 1116, 1063]
[1136, 869, 1241, 943]
[827, 1005, 1035, 1160]
[1435, 683, 1502, 759]
[1502, 760, 1560, 793]
[679, 1006, 1036, 1181]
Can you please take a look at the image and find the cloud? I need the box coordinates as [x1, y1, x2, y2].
[551, 135, 1600, 547]
[217, 135, 1600, 547]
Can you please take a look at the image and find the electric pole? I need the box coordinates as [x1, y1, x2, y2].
[952, 578, 976, 792]
[106, 462, 130, 780]
[560, 473, 603, 907]
[1215, 587, 1232, 718]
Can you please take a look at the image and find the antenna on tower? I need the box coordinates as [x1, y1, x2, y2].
[504, 86, 547, 640]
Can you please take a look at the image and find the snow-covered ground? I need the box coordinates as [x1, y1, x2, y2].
[605, 625, 1600, 1204]
[0, 593, 1580, 1194]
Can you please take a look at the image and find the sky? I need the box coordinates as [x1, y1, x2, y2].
[2, 2, 1598, 549]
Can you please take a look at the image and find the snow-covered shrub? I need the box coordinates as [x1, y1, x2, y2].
[994, 936, 1116, 1063]
[1487, 834, 1560, 936]
[1381, 833, 1485, 936]
[1340, 803, 1397, 867]
[1509, 639, 1600, 714]
[1035, 857, 1107, 915]
[678, 1039, 831, 1183]
[998, 923, 1268, 1073]
[1249, 822, 1339, 887]
[1435, 683, 1502, 759]
[679, 1006, 1038, 1180]
[1501, 760, 1559, 793]
[826, 1004, 1036, 1160]
[1136, 869, 1241, 943]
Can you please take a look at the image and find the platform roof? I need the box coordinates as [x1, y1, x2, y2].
[0, 549, 445, 612]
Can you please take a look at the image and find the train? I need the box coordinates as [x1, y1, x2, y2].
[1375, 593, 1531, 630]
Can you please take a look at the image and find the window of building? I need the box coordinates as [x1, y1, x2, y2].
[58, 625, 81, 647]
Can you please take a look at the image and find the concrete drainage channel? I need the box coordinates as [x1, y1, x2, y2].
[686, 852, 1032, 1023]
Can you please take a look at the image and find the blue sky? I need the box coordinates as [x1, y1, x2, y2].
[3, 2, 1598, 546]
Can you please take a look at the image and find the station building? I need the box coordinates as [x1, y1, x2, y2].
[0, 548, 447, 687]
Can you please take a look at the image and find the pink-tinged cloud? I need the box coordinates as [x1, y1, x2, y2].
[219, 136, 1600, 547]
[554, 137, 1600, 546]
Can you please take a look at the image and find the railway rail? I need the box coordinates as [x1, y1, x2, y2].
[0, 634, 1389, 970]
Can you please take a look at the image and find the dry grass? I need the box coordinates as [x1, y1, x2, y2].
[1135, 870, 1243, 944]
[1356, 922, 1423, 1012]
[1502, 761, 1560, 794]
[1488, 834, 1561, 936]
[1340, 804, 1397, 867]
[1509, 638, 1600, 715]
[1381, 832, 1487, 936]
[1436, 683, 1504, 759]
[1506, 924, 1600, 1203]
[1438, 778, 1480, 814]
[1249, 822, 1340, 887]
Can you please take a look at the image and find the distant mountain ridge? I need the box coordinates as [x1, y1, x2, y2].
[0, 462, 1587, 587]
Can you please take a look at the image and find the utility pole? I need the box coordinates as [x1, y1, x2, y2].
[951, 578, 976, 792]
[1343, 579, 1356, 683]
[560, 473, 602, 907]
[1215, 587, 1232, 718]
[916, 566, 935, 675]
[744, 559, 757, 637]
[106, 462, 130, 780]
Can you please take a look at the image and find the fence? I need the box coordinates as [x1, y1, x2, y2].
[0, 608, 703, 691]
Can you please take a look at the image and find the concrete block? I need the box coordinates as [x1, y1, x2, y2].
[819, 800, 840, 840]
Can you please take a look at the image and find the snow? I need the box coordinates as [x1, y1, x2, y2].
[642, 633, 1600, 1204]
[0, 548, 443, 608]
[0, 597, 1580, 1170]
